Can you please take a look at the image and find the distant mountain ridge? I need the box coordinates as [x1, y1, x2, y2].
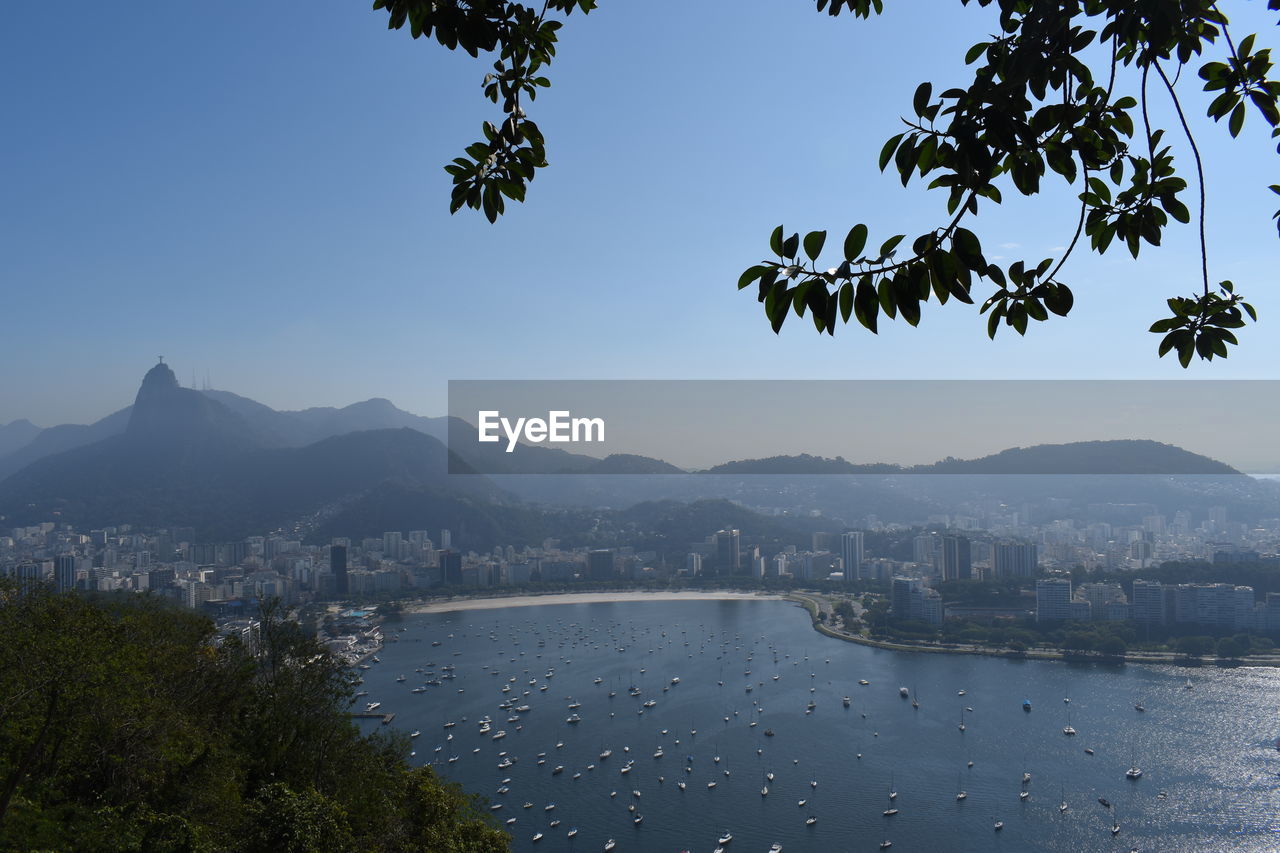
[0, 409, 132, 481]
[0, 420, 41, 458]
[0, 366, 500, 538]
[922, 440, 1239, 475]
[701, 454, 900, 475]
[698, 441, 1240, 476]
[1, 376, 1245, 480]
[0, 364, 1260, 541]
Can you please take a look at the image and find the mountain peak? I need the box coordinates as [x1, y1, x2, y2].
[126, 360, 262, 453]
[137, 361, 179, 398]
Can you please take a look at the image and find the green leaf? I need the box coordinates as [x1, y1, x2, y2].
[917, 135, 937, 173]
[782, 232, 800, 259]
[854, 279, 879, 333]
[1008, 303, 1028, 335]
[765, 283, 789, 333]
[877, 279, 897, 318]
[803, 230, 827, 262]
[1162, 197, 1191, 224]
[1178, 341, 1194, 368]
[951, 227, 984, 270]
[895, 137, 917, 185]
[811, 292, 829, 332]
[738, 265, 768, 290]
[769, 225, 784, 256]
[843, 224, 868, 261]
[895, 279, 921, 326]
[839, 281, 854, 323]
[878, 133, 905, 171]
[912, 82, 932, 116]
[1037, 283, 1070, 316]
[1087, 177, 1111, 203]
[792, 282, 812, 316]
[986, 302, 1005, 339]
[878, 234, 905, 258]
[1230, 101, 1246, 137]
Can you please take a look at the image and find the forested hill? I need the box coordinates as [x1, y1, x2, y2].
[0, 584, 509, 852]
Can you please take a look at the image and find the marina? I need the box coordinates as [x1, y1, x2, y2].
[355, 598, 1280, 851]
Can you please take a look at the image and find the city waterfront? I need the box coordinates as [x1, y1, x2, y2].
[357, 598, 1280, 852]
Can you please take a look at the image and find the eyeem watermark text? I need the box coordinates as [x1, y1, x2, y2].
[477, 410, 605, 452]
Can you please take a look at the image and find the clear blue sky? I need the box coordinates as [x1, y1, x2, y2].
[3, 1, 1278, 426]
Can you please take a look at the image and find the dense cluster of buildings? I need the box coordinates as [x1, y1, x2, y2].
[1034, 576, 1280, 632]
[4, 497, 1277, 638]
[0, 522, 662, 614]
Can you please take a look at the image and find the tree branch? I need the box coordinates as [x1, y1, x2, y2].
[1154, 60, 1209, 296]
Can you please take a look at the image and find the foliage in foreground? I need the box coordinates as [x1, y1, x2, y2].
[378, 0, 1275, 365]
[0, 585, 508, 853]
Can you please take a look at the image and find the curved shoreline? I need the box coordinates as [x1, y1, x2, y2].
[402, 589, 785, 614]
[380, 588, 1280, 668]
[784, 592, 1280, 669]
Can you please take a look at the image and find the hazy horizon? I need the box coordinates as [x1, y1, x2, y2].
[7, 370, 1278, 473]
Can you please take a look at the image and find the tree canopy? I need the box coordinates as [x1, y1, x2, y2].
[376, 0, 1277, 365]
[0, 585, 508, 852]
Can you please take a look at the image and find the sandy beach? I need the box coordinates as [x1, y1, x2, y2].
[403, 590, 787, 615]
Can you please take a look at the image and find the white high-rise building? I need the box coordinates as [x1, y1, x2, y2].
[1078, 582, 1126, 620]
[1036, 578, 1073, 622]
[912, 534, 937, 566]
[993, 541, 1038, 578]
[1173, 583, 1254, 629]
[841, 531, 865, 581]
[1130, 579, 1166, 625]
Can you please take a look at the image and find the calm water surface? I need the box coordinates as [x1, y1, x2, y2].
[356, 599, 1280, 852]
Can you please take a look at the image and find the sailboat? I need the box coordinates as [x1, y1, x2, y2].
[1058, 784, 1067, 813]
[883, 776, 899, 815]
[911, 685, 919, 709]
[1126, 743, 1143, 779]
[1062, 705, 1076, 736]
[958, 707, 966, 732]
[955, 772, 967, 801]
